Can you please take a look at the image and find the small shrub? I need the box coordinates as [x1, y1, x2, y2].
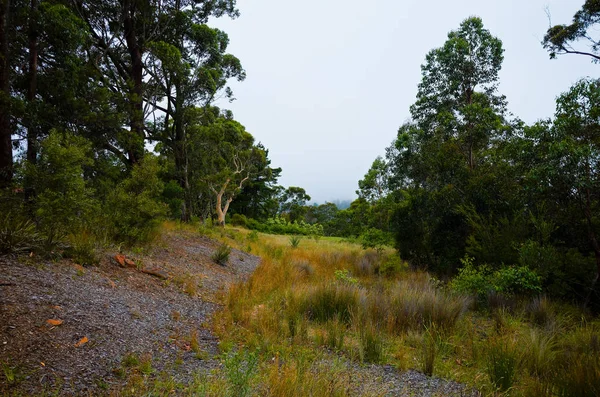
[359, 228, 391, 252]
[223, 349, 258, 397]
[357, 321, 384, 363]
[212, 243, 231, 265]
[486, 340, 517, 392]
[104, 156, 167, 246]
[354, 251, 380, 276]
[289, 235, 301, 248]
[334, 269, 358, 285]
[420, 330, 437, 376]
[0, 213, 39, 254]
[246, 230, 259, 242]
[525, 296, 554, 327]
[65, 231, 98, 266]
[301, 283, 360, 324]
[230, 213, 248, 227]
[379, 255, 404, 277]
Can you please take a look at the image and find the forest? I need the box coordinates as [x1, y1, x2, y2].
[1, 0, 600, 395]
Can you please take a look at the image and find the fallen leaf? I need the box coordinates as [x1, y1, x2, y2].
[114, 254, 126, 267]
[124, 258, 136, 267]
[75, 336, 88, 347]
[40, 362, 45, 366]
[46, 319, 63, 326]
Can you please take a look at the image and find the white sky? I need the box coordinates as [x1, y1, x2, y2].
[212, 0, 597, 203]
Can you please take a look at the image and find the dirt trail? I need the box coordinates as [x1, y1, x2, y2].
[0, 231, 260, 395]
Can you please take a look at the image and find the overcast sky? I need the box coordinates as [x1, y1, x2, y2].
[212, 0, 597, 203]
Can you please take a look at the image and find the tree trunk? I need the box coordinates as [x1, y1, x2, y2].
[0, 0, 12, 188]
[26, 0, 37, 165]
[584, 187, 600, 308]
[122, 0, 144, 164]
[173, 85, 191, 222]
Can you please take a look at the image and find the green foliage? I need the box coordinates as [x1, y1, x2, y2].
[104, 156, 167, 245]
[223, 349, 258, 397]
[246, 216, 324, 236]
[334, 269, 358, 285]
[359, 227, 391, 252]
[212, 243, 231, 266]
[28, 131, 98, 235]
[451, 256, 542, 299]
[230, 213, 248, 227]
[289, 235, 301, 248]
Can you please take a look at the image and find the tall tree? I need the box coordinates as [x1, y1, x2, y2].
[0, 0, 11, 187]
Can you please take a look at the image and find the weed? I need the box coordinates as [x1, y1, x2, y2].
[485, 340, 517, 392]
[525, 296, 554, 327]
[334, 269, 358, 285]
[420, 329, 437, 376]
[2, 362, 22, 386]
[247, 230, 259, 242]
[0, 213, 40, 254]
[212, 243, 231, 266]
[139, 353, 153, 375]
[122, 352, 140, 368]
[223, 349, 258, 397]
[357, 321, 385, 363]
[520, 328, 557, 378]
[65, 230, 98, 266]
[300, 283, 360, 324]
[289, 235, 301, 248]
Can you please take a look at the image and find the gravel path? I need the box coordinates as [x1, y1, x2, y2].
[0, 231, 260, 396]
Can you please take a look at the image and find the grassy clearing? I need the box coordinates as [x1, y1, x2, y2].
[206, 225, 600, 395]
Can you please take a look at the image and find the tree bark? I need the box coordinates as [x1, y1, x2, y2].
[0, 0, 12, 188]
[122, 0, 144, 164]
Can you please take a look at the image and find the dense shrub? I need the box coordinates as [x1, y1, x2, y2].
[104, 156, 168, 245]
[450, 256, 542, 299]
[246, 217, 324, 236]
[359, 228, 392, 252]
[28, 131, 99, 235]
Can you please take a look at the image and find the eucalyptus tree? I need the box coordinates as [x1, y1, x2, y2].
[71, 0, 240, 167]
[187, 112, 263, 226]
[387, 17, 511, 272]
[144, 8, 244, 220]
[543, 0, 600, 63]
[0, 0, 11, 187]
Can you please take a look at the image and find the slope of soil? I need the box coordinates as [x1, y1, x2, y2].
[0, 230, 259, 395]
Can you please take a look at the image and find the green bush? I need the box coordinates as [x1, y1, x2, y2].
[212, 243, 231, 265]
[230, 213, 248, 227]
[104, 156, 167, 245]
[450, 256, 542, 299]
[28, 131, 99, 235]
[246, 216, 324, 236]
[359, 228, 391, 252]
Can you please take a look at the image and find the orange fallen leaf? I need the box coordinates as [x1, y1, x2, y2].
[114, 254, 126, 267]
[75, 336, 88, 347]
[46, 319, 63, 326]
